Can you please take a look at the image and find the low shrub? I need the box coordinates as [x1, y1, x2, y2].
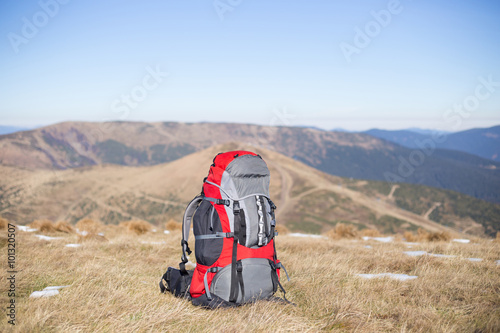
[325, 223, 358, 240]
[0, 217, 8, 230]
[361, 228, 381, 237]
[75, 218, 103, 235]
[121, 220, 153, 235]
[54, 221, 75, 233]
[30, 219, 56, 233]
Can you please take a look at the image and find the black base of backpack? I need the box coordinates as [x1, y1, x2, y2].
[159, 267, 193, 299]
[159, 265, 295, 309]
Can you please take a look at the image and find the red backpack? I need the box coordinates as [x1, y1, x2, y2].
[160, 151, 290, 308]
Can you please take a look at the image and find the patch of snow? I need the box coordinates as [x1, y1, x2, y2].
[453, 239, 470, 244]
[362, 236, 394, 243]
[76, 229, 88, 236]
[186, 261, 197, 268]
[152, 229, 157, 233]
[430, 254, 456, 258]
[17, 225, 37, 232]
[30, 290, 60, 298]
[364, 245, 372, 249]
[356, 273, 418, 281]
[404, 251, 428, 257]
[467, 258, 482, 262]
[164, 230, 170, 234]
[65, 244, 82, 248]
[34, 235, 61, 241]
[496, 260, 500, 265]
[404, 242, 420, 246]
[98, 232, 105, 236]
[30, 286, 70, 298]
[289, 233, 326, 239]
[140, 241, 166, 245]
[404, 251, 457, 259]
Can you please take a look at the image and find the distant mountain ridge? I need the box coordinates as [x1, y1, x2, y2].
[364, 125, 500, 162]
[1, 121, 499, 203]
[0, 125, 31, 135]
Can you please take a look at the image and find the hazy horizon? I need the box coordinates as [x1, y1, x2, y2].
[0, 119, 500, 135]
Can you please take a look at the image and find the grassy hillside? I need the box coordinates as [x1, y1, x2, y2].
[1, 121, 499, 203]
[1, 224, 499, 332]
[2, 143, 500, 238]
[348, 180, 500, 237]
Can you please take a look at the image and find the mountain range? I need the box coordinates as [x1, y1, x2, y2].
[364, 125, 500, 162]
[1, 121, 499, 203]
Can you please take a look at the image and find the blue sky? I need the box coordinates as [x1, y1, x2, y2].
[1, 0, 499, 131]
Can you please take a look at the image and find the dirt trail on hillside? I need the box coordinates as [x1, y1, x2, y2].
[388, 185, 399, 200]
[274, 161, 453, 233]
[423, 202, 441, 220]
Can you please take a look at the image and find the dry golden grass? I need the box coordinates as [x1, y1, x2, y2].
[120, 220, 153, 235]
[426, 231, 452, 242]
[29, 219, 57, 233]
[325, 223, 358, 240]
[361, 228, 381, 237]
[165, 219, 182, 231]
[75, 218, 103, 235]
[77, 233, 109, 243]
[405, 228, 453, 242]
[2, 226, 500, 332]
[275, 224, 290, 235]
[404, 231, 418, 242]
[54, 221, 75, 234]
[0, 216, 8, 230]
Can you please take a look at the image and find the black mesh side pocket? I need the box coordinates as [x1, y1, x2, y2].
[193, 201, 224, 266]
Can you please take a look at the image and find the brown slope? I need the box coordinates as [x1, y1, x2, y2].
[0, 142, 456, 236]
[0, 121, 387, 169]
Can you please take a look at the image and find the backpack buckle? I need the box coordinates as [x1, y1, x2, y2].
[233, 201, 240, 215]
[216, 199, 230, 206]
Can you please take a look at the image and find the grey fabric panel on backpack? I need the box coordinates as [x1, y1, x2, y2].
[242, 196, 259, 247]
[210, 258, 276, 303]
[264, 198, 273, 239]
[220, 171, 238, 232]
[225, 155, 270, 199]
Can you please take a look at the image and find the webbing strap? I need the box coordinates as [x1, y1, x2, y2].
[277, 262, 290, 281]
[269, 199, 278, 263]
[195, 232, 234, 240]
[203, 196, 230, 206]
[204, 267, 220, 301]
[229, 201, 241, 303]
[271, 261, 291, 303]
[237, 261, 245, 302]
[276, 278, 289, 303]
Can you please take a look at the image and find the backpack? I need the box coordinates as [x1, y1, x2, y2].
[160, 150, 290, 308]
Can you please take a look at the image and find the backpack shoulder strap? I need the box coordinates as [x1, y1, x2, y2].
[181, 195, 203, 266]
